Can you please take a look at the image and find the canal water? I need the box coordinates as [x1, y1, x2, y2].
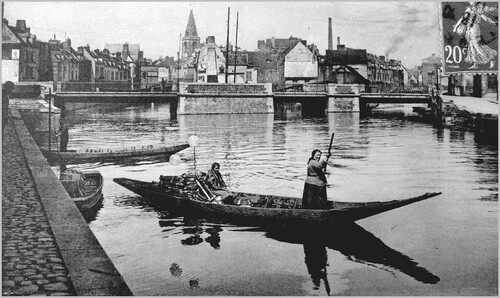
[57, 102, 497, 296]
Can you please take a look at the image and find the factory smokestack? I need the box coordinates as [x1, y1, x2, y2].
[328, 17, 333, 50]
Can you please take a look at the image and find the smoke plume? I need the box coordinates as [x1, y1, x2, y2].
[384, 5, 421, 57]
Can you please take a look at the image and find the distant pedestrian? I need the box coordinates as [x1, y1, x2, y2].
[302, 149, 330, 209]
[59, 105, 69, 152]
[2, 81, 15, 136]
[161, 78, 167, 93]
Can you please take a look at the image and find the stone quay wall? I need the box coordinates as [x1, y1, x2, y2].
[2, 109, 132, 296]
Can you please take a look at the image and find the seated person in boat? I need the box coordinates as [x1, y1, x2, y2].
[205, 162, 233, 203]
[205, 162, 227, 190]
[302, 149, 330, 209]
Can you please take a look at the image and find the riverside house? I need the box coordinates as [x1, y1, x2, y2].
[2, 19, 40, 83]
[50, 38, 84, 91]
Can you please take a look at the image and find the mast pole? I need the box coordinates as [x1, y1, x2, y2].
[177, 33, 181, 90]
[225, 7, 230, 83]
[48, 88, 52, 153]
[233, 11, 239, 83]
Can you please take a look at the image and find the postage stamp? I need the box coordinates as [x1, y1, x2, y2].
[441, 2, 498, 73]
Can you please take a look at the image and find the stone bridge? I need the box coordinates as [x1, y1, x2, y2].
[52, 83, 431, 115]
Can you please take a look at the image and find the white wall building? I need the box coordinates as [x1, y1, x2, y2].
[284, 42, 318, 83]
[195, 36, 226, 83]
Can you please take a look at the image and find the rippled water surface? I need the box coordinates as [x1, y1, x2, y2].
[58, 103, 497, 296]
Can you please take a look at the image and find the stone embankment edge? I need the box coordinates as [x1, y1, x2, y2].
[10, 109, 133, 296]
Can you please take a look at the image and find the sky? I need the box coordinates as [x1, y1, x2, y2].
[3, 2, 442, 68]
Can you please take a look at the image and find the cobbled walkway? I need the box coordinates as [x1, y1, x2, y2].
[2, 112, 75, 296]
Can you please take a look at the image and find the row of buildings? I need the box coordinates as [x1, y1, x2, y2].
[2, 11, 442, 93]
[176, 13, 414, 93]
[2, 18, 177, 91]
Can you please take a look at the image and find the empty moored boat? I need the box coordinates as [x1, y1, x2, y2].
[43, 143, 189, 164]
[60, 169, 103, 211]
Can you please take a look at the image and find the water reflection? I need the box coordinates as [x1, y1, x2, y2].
[178, 225, 223, 249]
[115, 193, 440, 286]
[264, 222, 440, 285]
[303, 240, 330, 295]
[181, 234, 204, 246]
[80, 194, 104, 223]
[204, 226, 222, 249]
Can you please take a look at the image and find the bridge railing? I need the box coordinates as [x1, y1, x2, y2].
[57, 81, 174, 93]
[273, 84, 429, 94]
[273, 83, 328, 93]
[367, 84, 429, 94]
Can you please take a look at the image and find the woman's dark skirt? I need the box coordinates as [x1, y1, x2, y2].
[302, 183, 327, 209]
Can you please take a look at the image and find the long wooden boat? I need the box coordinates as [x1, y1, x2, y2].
[113, 176, 441, 226]
[60, 169, 103, 211]
[42, 143, 189, 164]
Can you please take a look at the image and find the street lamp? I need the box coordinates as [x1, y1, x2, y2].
[188, 135, 200, 171]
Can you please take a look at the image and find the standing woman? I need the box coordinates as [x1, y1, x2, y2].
[453, 2, 498, 69]
[302, 149, 330, 209]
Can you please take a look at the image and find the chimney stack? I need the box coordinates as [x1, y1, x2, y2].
[62, 38, 71, 50]
[328, 18, 333, 50]
[206, 36, 215, 43]
[16, 20, 27, 31]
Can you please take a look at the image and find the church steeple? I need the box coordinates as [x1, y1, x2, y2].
[182, 9, 201, 60]
[185, 9, 198, 38]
